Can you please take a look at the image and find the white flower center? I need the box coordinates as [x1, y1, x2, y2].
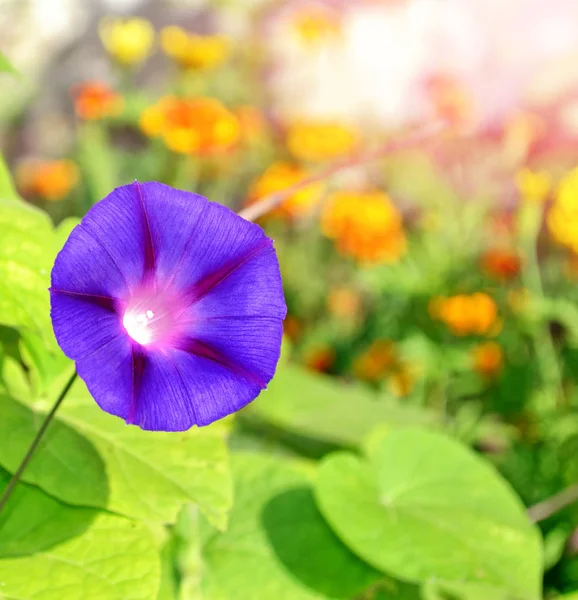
[122, 308, 156, 345]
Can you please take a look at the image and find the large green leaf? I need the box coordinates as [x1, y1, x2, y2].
[193, 453, 380, 599]
[0, 513, 160, 599]
[0, 392, 109, 508]
[4, 379, 232, 529]
[315, 429, 543, 599]
[0, 467, 98, 558]
[245, 365, 438, 448]
[0, 198, 57, 338]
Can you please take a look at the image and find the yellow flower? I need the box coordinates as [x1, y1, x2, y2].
[140, 96, 240, 155]
[429, 293, 498, 336]
[16, 159, 79, 201]
[515, 167, 551, 203]
[287, 121, 358, 163]
[160, 26, 230, 70]
[99, 17, 154, 66]
[388, 364, 416, 398]
[246, 161, 324, 220]
[322, 190, 406, 264]
[291, 6, 341, 46]
[548, 167, 578, 252]
[472, 342, 503, 379]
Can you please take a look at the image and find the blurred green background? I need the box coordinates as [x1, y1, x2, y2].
[2, 0, 578, 598]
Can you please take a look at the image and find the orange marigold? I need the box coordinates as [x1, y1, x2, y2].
[353, 339, 397, 383]
[72, 81, 123, 120]
[160, 27, 230, 70]
[246, 161, 323, 220]
[16, 159, 79, 201]
[429, 293, 498, 336]
[287, 121, 358, 163]
[472, 342, 503, 379]
[303, 344, 335, 373]
[322, 190, 406, 263]
[481, 249, 521, 281]
[140, 96, 240, 155]
[327, 286, 362, 319]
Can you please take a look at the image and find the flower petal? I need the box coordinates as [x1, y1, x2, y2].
[76, 334, 134, 421]
[50, 291, 123, 361]
[131, 348, 264, 431]
[138, 182, 270, 292]
[51, 224, 131, 299]
[186, 244, 286, 319]
[82, 182, 155, 288]
[180, 316, 283, 387]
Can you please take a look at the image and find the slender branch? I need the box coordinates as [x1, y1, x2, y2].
[528, 484, 578, 523]
[0, 370, 78, 515]
[238, 120, 446, 223]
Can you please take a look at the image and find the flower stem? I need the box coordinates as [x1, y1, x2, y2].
[0, 370, 78, 515]
[528, 483, 578, 523]
[238, 120, 446, 223]
[519, 201, 564, 408]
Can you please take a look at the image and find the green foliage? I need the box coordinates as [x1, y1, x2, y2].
[0, 513, 160, 599]
[183, 453, 381, 599]
[0, 379, 232, 529]
[0, 51, 16, 74]
[246, 365, 439, 448]
[0, 198, 56, 338]
[0, 467, 98, 558]
[315, 429, 543, 599]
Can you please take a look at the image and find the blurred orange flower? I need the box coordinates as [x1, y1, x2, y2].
[322, 190, 406, 263]
[481, 248, 521, 281]
[472, 342, 503, 379]
[140, 96, 240, 155]
[303, 344, 335, 373]
[246, 161, 324, 220]
[72, 82, 123, 121]
[515, 167, 551, 203]
[99, 17, 154, 66]
[16, 159, 79, 201]
[425, 74, 473, 128]
[327, 286, 362, 319]
[160, 27, 230, 70]
[287, 121, 358, 162]
[548, 167, 578, 252]
[283, 315, 303, 341]
[429, 293, 498, 336]
[353, 340, 397, 383]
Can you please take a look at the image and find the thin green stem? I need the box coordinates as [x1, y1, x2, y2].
[520, 203, 564, 408]
[0, 370, 78, 515]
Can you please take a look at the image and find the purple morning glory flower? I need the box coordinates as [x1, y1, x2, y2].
[50, 181, 286, 431]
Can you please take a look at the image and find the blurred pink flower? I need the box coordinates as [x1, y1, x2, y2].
[269, 0, 578, 130]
